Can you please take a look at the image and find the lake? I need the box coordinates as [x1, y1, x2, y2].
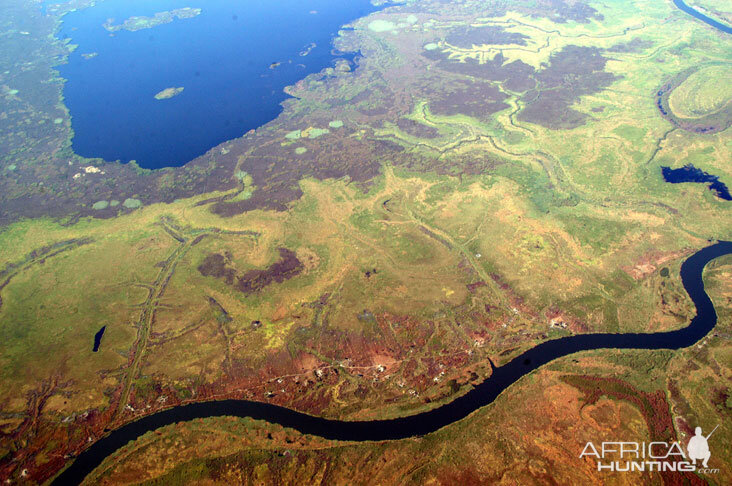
[662, 164, 732, 201]
[55, 0, 383, 169]
[92, 326, 106, 352]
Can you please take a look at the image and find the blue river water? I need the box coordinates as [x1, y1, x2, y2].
[673, 0, 732, 34]
[56, 0, 382, 169]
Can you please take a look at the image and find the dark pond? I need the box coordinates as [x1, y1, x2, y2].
[92, 326, 106, 352]
[55, 0, 384, 169]
[662, 165, 732, 201]
[52, 241, 732, 485]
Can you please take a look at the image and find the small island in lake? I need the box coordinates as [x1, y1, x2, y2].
[103, 7, 202, 33]
[299, 42, 316, 56]
[154, 87, 184, 100]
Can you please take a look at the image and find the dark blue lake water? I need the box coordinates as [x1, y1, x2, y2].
[55, 0, 382, 169]
[662, 164, 732, 201]
[92, 326, 106, 352]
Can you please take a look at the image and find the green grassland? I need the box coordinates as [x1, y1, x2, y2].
[668, 64, 732, 118]
[0, 160, 711, 432]
[0, 0, 731, 482]
[84, 260, 732, 484]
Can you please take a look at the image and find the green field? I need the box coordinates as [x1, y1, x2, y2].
[668, 65, 732, 118]
[0, 0, 731, 483]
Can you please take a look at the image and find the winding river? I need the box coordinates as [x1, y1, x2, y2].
[52, 241, 732, 484]
[673, 0, 732, 34]
[48, 2, 732, 483]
